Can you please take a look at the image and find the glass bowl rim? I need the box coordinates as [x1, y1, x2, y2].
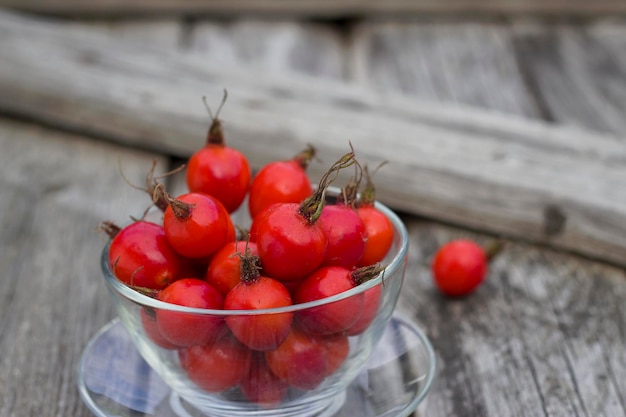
[101, 198, 408, 316]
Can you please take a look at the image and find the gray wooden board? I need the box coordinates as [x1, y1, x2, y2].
[188, 19, 346, 81]
[0, 117, 169, 417]
[3, 0, 626, 17]
[351, 20, 541, 118]
[400, 221, 626, 417]
[511, 19, 626, 136]
[2, 11, 626, 267]
[65, 18, 185, 50]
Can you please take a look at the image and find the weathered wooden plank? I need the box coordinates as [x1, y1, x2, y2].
[511, 19, 626, 136]
[188, 19, 345, 81]
[402, 222, 626, 417]
[65, 18, 184, 50]
[2, 0, 626, 17]
[1, 11, 626, 268]
[351, 20, 540, 118]
[0, 117, 169, 417]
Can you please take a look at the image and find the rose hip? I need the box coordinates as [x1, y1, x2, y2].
[239, 352, 289, 407]
[431, 239, 488, 297]
[319, 204, 366, 269]
[357, 165, 394, 266]
[179, 333, 251, 393]
[224, 252, 293, 351]
[155, 184, 235, 259]
[321, 334, 350, 376]
[156, 278, 225, 347]
[103, 220, 185, 291]
[265, 327, 328, 391]
[186, 93, 251, 213]
[294, 264, 383, 336]
[345, 284, 382, 336]
[140, 308, 180, 350]
[205, 240, 259, 296]
[248, 145, 315, 219]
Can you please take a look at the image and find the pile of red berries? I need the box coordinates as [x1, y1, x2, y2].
[101, 95, 396, 406]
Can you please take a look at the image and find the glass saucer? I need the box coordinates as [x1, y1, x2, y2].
[78, 314, 436, 417]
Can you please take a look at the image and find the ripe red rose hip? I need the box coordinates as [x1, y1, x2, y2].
[224, 252, 293, 351]
[431, 239, 488, 297]
[140, 308, 180, 350]
[205, 240, 259, 296]
[248, 145, 315, 220]
[186, 93, 251, 213]
[179, 333, 251, 393]
[103, 220, 185, 291]
[154, 185, 235, 259]
[294, 264, 383, 336]
[345, 283, 382, 336]
[239, 353, 289, 407]
[265, 327, 328, 391]
[156, 278, 225, 347]
[356, 165, 394, 267]
[319, 204, 366, 269]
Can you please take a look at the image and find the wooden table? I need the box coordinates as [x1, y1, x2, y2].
[1, 4, 625, 416]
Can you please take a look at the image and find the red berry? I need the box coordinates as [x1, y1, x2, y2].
[265, 327, 328, 391]
[356, 206, 394, 267]
[140, 308, 180, 350]
[356, 164, 394, 267]
[186, 93, 251, 213]
[205, 241, 259, 296]
[319, 204, 366, 268]
[248, 146, 315, 219]
[345, 284, 381, 336]
[321, 334, 350, 376]
[255, 203, 328, 282]
[156, 278, 225, 347]
[224, 253, 293, 351]
[187, 146, 251, 213]
[179, 333, 251, 393]
[156, 186, 235, 259]
[225, 277, 294, 351]
[239, 353, 288, 407]
[105, 220, 185, 290]
[294, 265, 382, 336]
[431, 239, 487, 297]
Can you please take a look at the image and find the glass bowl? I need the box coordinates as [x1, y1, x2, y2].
[98, 194, 424, 417]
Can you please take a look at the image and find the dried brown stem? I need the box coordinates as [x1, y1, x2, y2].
[351, 263, 386, 286]
[99, 220, 121, 239]
[203, 90, 228, 145]
[152, 183, 194, 220]
[298, 150, 356, 224]
[292, 144, 317, 169]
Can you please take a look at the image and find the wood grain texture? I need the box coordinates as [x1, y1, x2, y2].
[511, 19, 626, 136]
[0, 117, 169, 417]
[351, 20, 540, 118]
[2, 0, 626, 17]
[188, 19, 346, 81]
[400, 221, 626, 417]
[65, 18, 184, 50]
[2, 11, 626, 268]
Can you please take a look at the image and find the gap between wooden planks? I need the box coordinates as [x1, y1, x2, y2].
[2, 0, 626, 17]
[1, 10, 626, 267]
